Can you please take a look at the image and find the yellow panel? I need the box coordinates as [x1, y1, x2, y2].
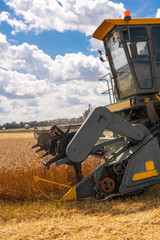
[133, 170, 159, 181]
[106, 99, 131, 112]
[93, 18, 160, 40]
[156, 94, 160, 101]
[145, 98, 150, 103]
[145, 161, 155, 171]
[60, 187, 77, 201]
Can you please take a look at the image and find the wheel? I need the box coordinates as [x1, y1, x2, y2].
[100, 178, 115, 193]
[113, 162, 125, 175]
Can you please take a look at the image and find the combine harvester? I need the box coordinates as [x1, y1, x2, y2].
[32, 11, 160, 201]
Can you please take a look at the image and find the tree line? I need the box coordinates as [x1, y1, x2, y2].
[0, 116, 85, 130]
[0, 107, 92, 130]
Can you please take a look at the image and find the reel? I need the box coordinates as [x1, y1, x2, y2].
[32, 153, 75, 201]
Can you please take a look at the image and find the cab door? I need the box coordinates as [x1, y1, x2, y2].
[124, 27, 153, 90]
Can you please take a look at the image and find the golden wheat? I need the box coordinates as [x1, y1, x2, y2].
[0, 133, 103, 200]
[1, 133, 160, 239]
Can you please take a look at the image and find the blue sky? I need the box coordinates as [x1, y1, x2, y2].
[0, 0, 160, 125]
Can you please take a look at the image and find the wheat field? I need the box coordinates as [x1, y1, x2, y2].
[0, 132, 103, 200]
[1, 132, 160, 239]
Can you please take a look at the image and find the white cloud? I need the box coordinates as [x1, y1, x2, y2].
[53, 52, 107, 82]
[3, 0, 125, 35]
[0, 11, 9, 22]
[0, 68, 51, 98]
[0, 33, 110, 124]
[89, 38, 104, 52]
[156, 9, 160, 18]
[0, 33, 107, 82]
[0, 0, 122, 124]
[36, 79, 111, 121]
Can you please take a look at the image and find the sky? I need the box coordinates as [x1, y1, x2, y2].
[0, 0, 160, 125]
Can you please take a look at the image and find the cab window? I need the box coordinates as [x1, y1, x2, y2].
[105, 32, 136, 98]
[124, 27, 152, 89]
[152, 27, 160, 65]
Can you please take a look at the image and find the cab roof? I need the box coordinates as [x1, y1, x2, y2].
[93, 18, 160, 40]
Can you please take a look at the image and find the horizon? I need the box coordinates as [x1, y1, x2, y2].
[0, 0, 160, 125]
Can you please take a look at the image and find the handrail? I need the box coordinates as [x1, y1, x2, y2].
[99, 73, 116, 104]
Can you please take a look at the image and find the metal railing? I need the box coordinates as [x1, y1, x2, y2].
[99, 72, 116, 104]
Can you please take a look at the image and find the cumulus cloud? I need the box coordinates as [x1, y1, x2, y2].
[0, 0, 122, 124]
[89, 38, 104, 52]
[37, 80, 110, 121]
[53, 52, 107, 82]
[156, 9, 160, 18]
[0, 68, 51, 98]
[2, 0, 125, 35]
[0, 33, 109, 124]
[0, 33, 107, 82]
[0, 11, 9, 22]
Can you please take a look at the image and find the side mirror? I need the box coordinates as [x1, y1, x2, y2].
[97, 50, 108, 62]
[99, 57, 106, 62]
[130, 42, 138, 59]
[97, 49, 102, 55]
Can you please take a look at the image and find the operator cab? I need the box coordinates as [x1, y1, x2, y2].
[93, 13, 160, 101]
